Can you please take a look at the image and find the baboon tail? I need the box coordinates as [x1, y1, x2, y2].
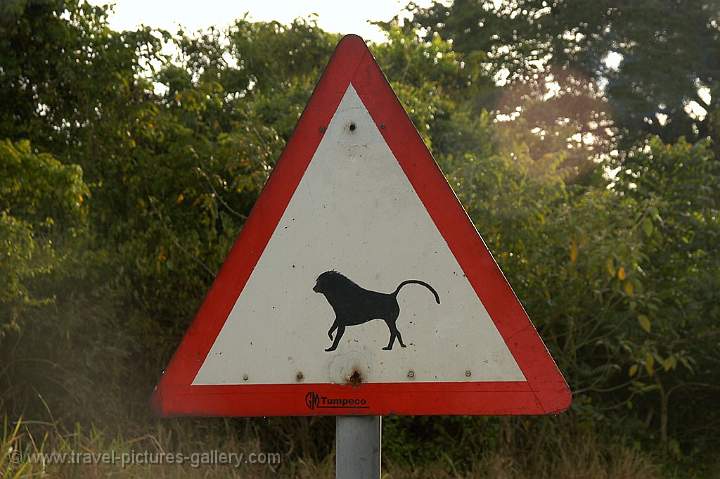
[394, 280, 440, 304]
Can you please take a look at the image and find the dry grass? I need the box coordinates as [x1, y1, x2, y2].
[2, 416, 662, 479]
[383, 433, 660, 479]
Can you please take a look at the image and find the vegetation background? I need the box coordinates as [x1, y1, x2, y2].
[1, 0, 719, 477]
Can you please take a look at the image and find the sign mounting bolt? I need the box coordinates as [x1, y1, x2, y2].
[465, 370, 472, 377]
[407, 370, 415, 379]
[242, 374, 249, 381]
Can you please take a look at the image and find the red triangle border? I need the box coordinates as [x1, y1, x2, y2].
[152, 35, 571, 417]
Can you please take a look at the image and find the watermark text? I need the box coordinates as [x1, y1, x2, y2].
[10, 449, 281, 468]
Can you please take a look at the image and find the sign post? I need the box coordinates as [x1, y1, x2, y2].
[336, 416, 381, 479]
[151, 34, 571, 477]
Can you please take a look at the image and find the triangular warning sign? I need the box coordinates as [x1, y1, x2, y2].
[152, 35, 571, 417]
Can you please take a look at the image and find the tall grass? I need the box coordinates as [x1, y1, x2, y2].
[1, 417, 44, 478]
[1, 414, 666, 479]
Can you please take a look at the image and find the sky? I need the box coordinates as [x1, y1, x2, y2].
[87, 0, 431, 43]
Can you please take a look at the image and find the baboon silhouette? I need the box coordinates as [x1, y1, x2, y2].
[313, 271, 440, 352]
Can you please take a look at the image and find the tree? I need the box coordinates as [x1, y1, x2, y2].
[410, 0, 720, 149]
[0, 139, 87, 335]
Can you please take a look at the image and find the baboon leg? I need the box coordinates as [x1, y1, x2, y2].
[325, 325, 345, 352]
[383, 320, 397, 350]
[383, 311, 404, 350]
[328, 320, 338, 340]
[394, 325, 407, 348]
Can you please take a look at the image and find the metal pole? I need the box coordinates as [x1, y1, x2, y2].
[336, 416, 381, 479]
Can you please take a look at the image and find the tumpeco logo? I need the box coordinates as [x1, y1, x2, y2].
[304, 391, 369, 410]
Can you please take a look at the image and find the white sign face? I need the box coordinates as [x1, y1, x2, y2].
[193, 86, 524, 386]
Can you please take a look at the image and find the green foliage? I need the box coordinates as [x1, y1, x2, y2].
[0, 139, 87, 337]
[0, 0, 718, 476]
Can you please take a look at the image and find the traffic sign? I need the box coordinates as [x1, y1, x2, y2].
[152, 34, 571, 417]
